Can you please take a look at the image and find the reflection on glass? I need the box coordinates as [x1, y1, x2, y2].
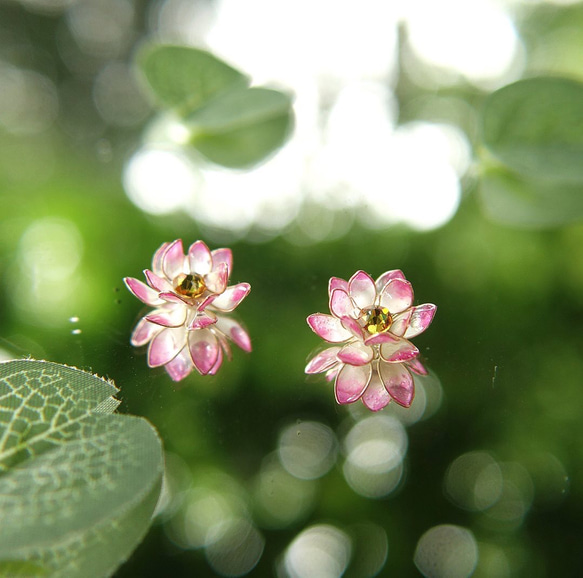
[414, 524, 478, 578]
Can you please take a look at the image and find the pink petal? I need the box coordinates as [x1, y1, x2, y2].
[390, 309, 412, 337]
[130, 317, 162, 347]
[198, 294, 217, 310]
[326, 366, 341, 382]
[375, 269, 406, 292]
[124, 277, 163, 306]
[145, 306, 187, 328]
[305, 347, 341, 374]
[364, 332, 401, 346]
[329, 289, 356, 319]
[361, 374, 392, 412]
[217, 333, 233, 360]
[307, 314, 352, 343]
[215, 317, 252, 352]
[335, 363, 372, 404]
[404, 304, 437, 338]
[148, 327, 185, 367]
[380, 337, 419, 363]
[379, 362, 415, 408]
[329, 276, 349, 296]
[144, 269, 172, 292]
[338, 342, 373, 366]
[211, 248, 233, 273]
[152, 242, 170, 276]
[205, 262, 229, 294]
[208, 346, 224, 375]
[189, 312, 217, 330]
[188, 329, 219, 375]
[163, 239, 186, 280]
[188, 240, 213, 275]
[164, 349, 194, 381]
[407, 357, 428, 375]
[340, 316, 364, 339]
[159, 291, 190, 305]
[379, 278, 413, 314]
[211, 283, 250, 312]
[348, 270, 377, 309]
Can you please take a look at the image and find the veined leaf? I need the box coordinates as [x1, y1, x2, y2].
[137, 44, 249, 115]
[482, 76, 583, 183]
[0, 360, 163, 578]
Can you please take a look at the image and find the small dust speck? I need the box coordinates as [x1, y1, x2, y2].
[69, 316, 80, 323]
[72, 329, 82, 335]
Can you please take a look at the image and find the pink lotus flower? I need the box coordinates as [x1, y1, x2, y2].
[305, 270, 436, 411]
[124, 239, 251, 381]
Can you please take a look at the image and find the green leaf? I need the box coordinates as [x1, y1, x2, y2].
[0, 360, 163, 578]
[187, 87, 294, 168]
[479, 167, 583, 228]
[137, 44, 249, 115]
[0, 560, 47, 577]
[482, 77, 583, 183]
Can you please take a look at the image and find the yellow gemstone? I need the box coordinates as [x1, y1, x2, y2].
[174, 273, 206, 298]
[362, 307, 392, 334]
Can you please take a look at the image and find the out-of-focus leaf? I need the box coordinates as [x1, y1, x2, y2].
[479, 167, 583, 228]
[137, 44, 249, 115]
[0, 560, 47, 577]
[187, 87, 294, 168]
[0, 360, 163, 578]
[482, 77, 583, 183]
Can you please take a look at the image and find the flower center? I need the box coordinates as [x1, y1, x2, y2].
[362, 306, 392, 334]
[174, 273, 206, 298]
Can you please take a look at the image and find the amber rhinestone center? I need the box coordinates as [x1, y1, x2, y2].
[362, 307, 392, 334]
[174, 273, 206, 298]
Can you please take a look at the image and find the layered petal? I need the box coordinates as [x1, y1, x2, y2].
[305, 347, 341, 374]
[340, 316, 364, 339]
[148, 327, 185, 367]
[348, 270, 376, 309]
[164, 349, 194, 382]
[188, 329, 219, 375]
[379, 278, 413, 314]
[407, 357, 428, 376]
[335, 363, 372, 404]
[404, 303, 437, 338]
[124, 277, 163, 306]
[329, 276, 348, 295]
[330, 288, 356, 319]
[361, 373, 392, 412]
[152, 242, 170, 277]
[188, 240, 213, 275]
[208, 345, 224, 375]
[188, 311, 217, 330]
[375, 269, 406, 292]
[211, 283, 250, 312]
[215, 317, 252, 352]
[379, 362, 415, 408]
[144, 269, 172, 293]
[211, 248, 233, 273]
[130, 317, 162, 347]
[307, 313, 352, 343]
[145, 305, 187, 328]
[205, 262, 229, 294]
[390, 309, 412, 337]
[338, 341, 373, 366]
[162, 239, 186, 280]
[380, 337, 419, 363]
